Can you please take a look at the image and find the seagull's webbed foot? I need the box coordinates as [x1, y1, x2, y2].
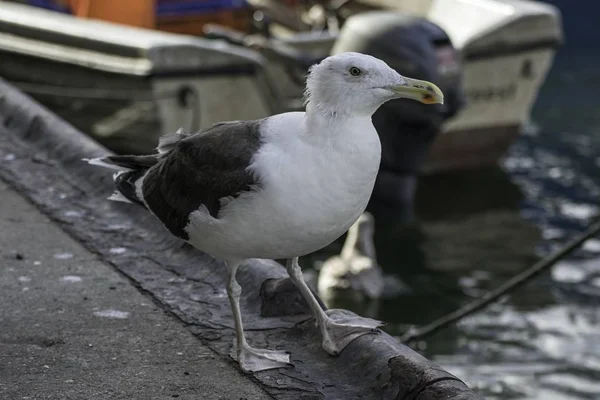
[285, 258, 383, 356]
[236, 345, 292, 373]
[319, 309, 383, 356]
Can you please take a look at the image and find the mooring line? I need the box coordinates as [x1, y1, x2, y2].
[400, 219, 600, 343]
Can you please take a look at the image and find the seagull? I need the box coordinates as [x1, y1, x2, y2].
[85, 52, 443, 373]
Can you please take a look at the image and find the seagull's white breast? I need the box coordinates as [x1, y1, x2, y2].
[186, 112, 382, 261]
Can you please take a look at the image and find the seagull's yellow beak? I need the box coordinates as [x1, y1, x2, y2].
[389, 77, 444, 105]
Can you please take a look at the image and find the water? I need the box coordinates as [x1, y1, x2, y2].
[320, 45, 600, 399]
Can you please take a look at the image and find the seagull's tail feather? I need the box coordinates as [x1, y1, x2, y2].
[108, 190, 134, 204]
[85, 154, 159, 207]
[84, 154, 159, 171]
[85, 126, 190, 207]
[85, 127, 190, 172]
[112, 169, 148, 208]
[157, 127, 190, 154]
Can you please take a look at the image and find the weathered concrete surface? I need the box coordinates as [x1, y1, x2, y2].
[0, 77, 484, 399]
[0, 179, 272, 400]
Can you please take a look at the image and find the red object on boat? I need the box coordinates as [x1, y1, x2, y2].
[66, 0, 156, 28]
[60, 0, 250, 34]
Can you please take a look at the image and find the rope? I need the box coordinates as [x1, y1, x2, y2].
[400, 219, 600, 343]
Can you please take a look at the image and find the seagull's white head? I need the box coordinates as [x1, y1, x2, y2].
[304, 52, 443, 117]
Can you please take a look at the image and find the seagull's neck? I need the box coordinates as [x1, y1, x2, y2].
[300, 101, 382, 192]
[305, 100, 374, 119]
[304, 102, 373, 140]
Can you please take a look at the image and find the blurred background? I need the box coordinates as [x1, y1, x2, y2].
[1, 1, 599, 398]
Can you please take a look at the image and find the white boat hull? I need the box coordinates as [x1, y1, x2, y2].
[425, 47, 556, 174]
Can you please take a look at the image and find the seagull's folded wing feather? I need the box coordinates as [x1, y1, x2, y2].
[141, 120, 265, 240]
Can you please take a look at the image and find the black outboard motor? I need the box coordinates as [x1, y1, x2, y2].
[332, 12, 466, 222]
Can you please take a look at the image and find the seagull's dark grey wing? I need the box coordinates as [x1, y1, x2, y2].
[141, 119, 265, 240]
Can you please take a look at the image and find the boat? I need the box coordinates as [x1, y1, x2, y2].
[0, 0, 563, 175]
[370, 0, 564, 174]
[251, 0, 565, 174]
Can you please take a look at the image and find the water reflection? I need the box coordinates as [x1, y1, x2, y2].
[437, 303, 600, 400]
[354, 166, 542, 328]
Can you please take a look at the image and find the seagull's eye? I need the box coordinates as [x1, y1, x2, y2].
[349, 67, 362, 76]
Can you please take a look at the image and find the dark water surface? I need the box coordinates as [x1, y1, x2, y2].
[343, 46, 600, 399]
